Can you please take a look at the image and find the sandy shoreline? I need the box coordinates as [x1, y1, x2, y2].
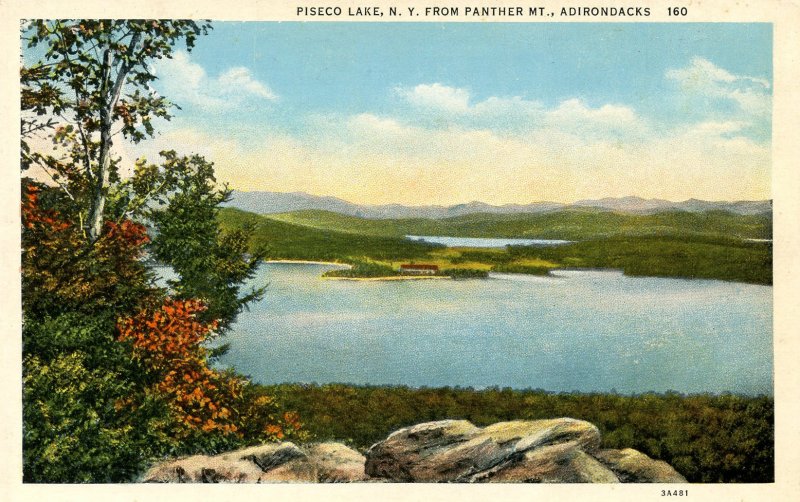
[322, 275, 452, 282]
[264, 260, 352, 268]
[265, 261, 454, 280]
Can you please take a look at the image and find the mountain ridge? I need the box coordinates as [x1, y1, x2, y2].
[225, 190, 772, 219]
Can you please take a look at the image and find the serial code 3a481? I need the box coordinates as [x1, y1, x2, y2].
[661, 490, 688, 496]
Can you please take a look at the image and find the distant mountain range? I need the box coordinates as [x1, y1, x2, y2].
[226, 191, 772, 219]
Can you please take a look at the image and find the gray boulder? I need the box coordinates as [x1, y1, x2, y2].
[142, 441, 367, 483]
[593, 448, 687, 483]
[306, 442, 369, 482]
[365, 418, 610, 482]
[142, 452, 267, 483]
[470, 444, 619, 483]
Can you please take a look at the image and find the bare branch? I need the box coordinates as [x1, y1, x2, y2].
[21, 120, 57, 136]
[22, 151, 76, 202]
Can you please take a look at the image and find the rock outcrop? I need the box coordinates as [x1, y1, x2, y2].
[364, 418, 610, 482]
[593, 448, 688, 483]
[143, 418, 686, 483]
[142, 442, 368, 483]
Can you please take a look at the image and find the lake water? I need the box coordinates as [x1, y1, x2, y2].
[212, 263, 773, 395]
[406, 235, 572, 247]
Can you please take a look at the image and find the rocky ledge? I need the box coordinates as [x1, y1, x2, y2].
[143, 418, 686, 483]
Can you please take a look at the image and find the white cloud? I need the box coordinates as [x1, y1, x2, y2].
[218, 67, 277, 100]
[349, 113, 413, 135]
[394, 83, 647, 141]
[666, 57, 771, 117]
[470, 96, 542, 120]
[542, 99, 646, 140]
[396, 83, 470, 113]
[153, 51, 277, 110]
[396, 83, 544, 123]
[546, 99, 638, 127]
[680, 120, 747, 138]
[666, 57, 738, 86]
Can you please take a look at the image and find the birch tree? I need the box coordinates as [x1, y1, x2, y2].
[21, 20, 211, 240]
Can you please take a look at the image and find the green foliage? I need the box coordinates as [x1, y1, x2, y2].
[445, 268, 489, 279]
[269, 210, 438, 237]
[22, 184, 175, 482]
[491, 263, 553, 275]
[219, 207, 439, 262]
[321, 262, 490, 279]
[222, 208, 772, 285]
[21, 20, 212, 240]
[511, 235, 773, 285]
[22, 181, 300, 482]
[23, 312, 124, 370]
[264, 383, 773, 483]
[22, 351, 176, 483]
[323, 260, 399, 278]
[147, 153, 265, 332]
[21, 184, 157, 319]
[21, 20, 302, 482]
[454, 249, 514, 265]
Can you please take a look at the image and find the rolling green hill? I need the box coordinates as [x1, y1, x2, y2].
[218, 208, 438, 262]
[219, 207, 772, 284]
[268, 208, 772, 241]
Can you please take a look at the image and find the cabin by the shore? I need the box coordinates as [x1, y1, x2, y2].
[399, 263, 440, 275]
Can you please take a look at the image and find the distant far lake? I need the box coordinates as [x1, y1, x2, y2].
[213, 263, 773, 396]
[406, 235, 573, 248]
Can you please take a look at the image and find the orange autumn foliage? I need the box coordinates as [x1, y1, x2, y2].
[118, 299, 245, 436]
[22, 185, 70, 232]
[23, 182, 302, 444]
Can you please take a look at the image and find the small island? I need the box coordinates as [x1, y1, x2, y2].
[321, 260, 490, 280]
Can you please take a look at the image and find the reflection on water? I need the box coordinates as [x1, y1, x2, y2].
[406, 235, 573, 248]
[214, 264, 772, 395]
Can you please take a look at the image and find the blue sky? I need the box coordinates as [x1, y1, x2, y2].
[132, 22, 772, 204]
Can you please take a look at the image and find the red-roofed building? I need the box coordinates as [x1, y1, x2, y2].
[399, 263, 440, 275]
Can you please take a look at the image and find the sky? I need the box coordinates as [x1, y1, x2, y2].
[125, 22, 772, 205]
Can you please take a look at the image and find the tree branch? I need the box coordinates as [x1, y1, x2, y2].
[21, 120, 57, 136]
[22, 151, 76, 202]
[118, 175, 171, 223]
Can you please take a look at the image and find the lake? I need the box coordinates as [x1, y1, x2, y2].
[406, 235, 573, 247]
[209, 263, 773, 395]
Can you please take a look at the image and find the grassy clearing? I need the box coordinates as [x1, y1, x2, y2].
[389, 258, 493, 272]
